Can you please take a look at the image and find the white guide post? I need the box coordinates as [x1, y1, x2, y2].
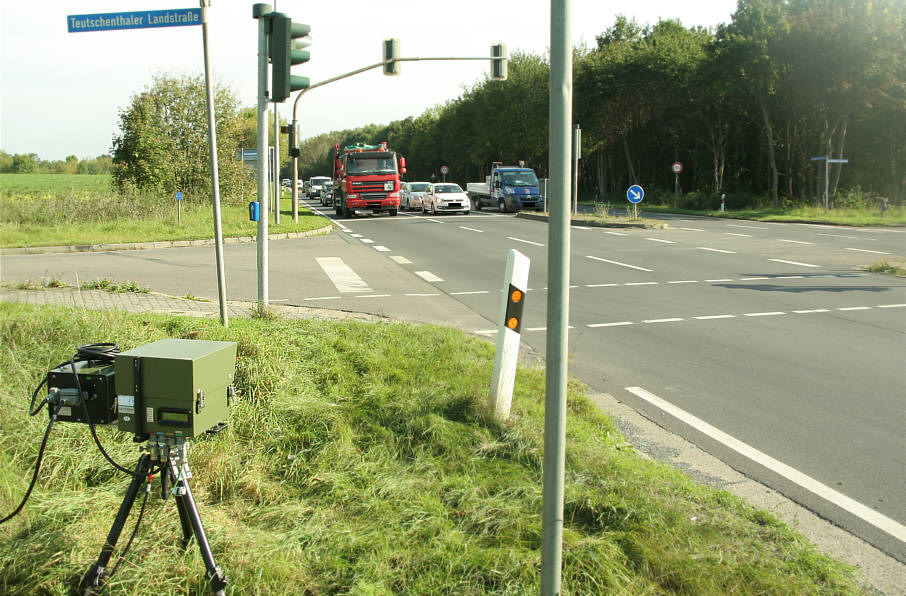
[490, 249, 530, 420]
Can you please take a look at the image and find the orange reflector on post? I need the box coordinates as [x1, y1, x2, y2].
[511, 289, 523, 303]
[507, 317, 519, 329]
[504, 283, 525, 334]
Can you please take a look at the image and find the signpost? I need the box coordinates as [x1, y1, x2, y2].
[627, 184, 644, 220]
[176, 191, 183, 225]
[671, 161, 683, 203]
[810, 155, 849, 213]
[440, 165, 449, 181]
[67, 4, 229, 327]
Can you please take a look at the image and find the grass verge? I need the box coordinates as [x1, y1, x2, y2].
[0, 303, 862, 595]
[639, 204, 906, 227]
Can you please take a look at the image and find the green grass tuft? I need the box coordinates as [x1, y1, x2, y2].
[0, 304, 861, 594]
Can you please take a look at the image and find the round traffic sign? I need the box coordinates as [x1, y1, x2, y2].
[440, 165, 449, 175]
[627, 184, 644, 204]
[671, 161, 683, 174]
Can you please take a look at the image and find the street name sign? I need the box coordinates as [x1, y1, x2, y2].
[627, 184, 645, 204]
[67, 9, 202, 33]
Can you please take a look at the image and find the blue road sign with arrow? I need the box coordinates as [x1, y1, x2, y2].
[627, 184, 644, 204]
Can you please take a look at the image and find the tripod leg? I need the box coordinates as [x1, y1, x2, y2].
[169, 460, 229, 595]
[79, 453, 152, 596]
[172, 481, 194, 549]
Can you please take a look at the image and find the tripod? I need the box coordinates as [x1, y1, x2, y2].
[79, 439, 228, 596]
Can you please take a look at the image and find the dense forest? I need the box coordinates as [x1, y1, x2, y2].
[293, 0, 905, 208]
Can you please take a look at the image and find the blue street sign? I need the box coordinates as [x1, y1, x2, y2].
[67, 9, 202, 33]
[627, 184, 645, 204]
[176, 191, 183, 201]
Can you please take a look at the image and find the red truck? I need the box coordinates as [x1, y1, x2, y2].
[332, 142, 407, 217]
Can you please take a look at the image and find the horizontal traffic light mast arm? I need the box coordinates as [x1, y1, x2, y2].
[292, 55, 499, 119]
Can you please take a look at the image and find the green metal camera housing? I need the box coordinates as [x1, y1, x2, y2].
[114, 339, 237, 438]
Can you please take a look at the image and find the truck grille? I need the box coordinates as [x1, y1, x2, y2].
[352, 181, 388, 193]
[361, 192, 387, 200]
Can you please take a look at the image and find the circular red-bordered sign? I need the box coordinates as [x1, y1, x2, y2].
[440, 165, 450, 175]
[671, 161, 683, 174]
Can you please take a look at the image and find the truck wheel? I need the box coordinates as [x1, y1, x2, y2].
[474, 197, 482, 211]
[335, 204, 342, 216]
[498, 199, 507, 213]
[389, 208, 398, 217]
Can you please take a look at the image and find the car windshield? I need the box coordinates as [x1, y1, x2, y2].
[409, 183, 430, 192]
[434, 184, 463, 193]
[347, 156, 397, 175]
[502, 171, 539, 187]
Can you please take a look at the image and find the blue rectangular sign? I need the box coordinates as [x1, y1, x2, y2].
[67, 9, 202, 33]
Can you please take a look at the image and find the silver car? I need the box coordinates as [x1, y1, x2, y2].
[401, 181, 430, 211]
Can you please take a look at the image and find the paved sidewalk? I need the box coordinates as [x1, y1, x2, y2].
[0, 286, 386, 323]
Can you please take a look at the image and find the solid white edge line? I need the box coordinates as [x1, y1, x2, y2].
[878, 304, 906, 308]
[624, 386, 906, 544]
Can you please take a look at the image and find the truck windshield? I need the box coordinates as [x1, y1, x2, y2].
[502, 171, 539, 187]
[347, 157, 397, 175]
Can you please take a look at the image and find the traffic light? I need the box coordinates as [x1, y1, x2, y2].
[270, 13, 311, 102]
[383, 38, 400, 76]
[491, 43, 508, 80]
[289, 122, 299, 158]
[504, 283, 524, 333]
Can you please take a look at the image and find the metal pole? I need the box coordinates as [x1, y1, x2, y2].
[254, 4, 271, 313]
[274, 104, 281, 224]
[571, 123, 580, 215]
[292, 120, 299, 222]
[824, 156, 829, 214]
[200, 0, 228, 326]
[543, 0, 571, 593]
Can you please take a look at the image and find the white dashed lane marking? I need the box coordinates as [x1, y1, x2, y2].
[846, 247, 892, 255]
[414, 271, 444, 282]
[769, 258, 820, 268]
[587, 255, 654, 272]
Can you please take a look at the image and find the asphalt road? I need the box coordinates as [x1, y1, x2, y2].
[2, 200, 904, 559]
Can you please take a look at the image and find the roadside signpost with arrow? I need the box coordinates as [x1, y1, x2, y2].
[627, 184, 644, 220]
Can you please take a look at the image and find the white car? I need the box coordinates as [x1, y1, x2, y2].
[401, 182, 430, 211]
[422, 183, 470, 215]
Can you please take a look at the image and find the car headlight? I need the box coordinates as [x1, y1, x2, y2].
[504, 187, 515, 194]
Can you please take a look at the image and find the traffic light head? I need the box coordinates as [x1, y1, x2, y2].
[270, 13, 311, 102]
[491, 43, 508, 80]
[383, 38, 400, 76]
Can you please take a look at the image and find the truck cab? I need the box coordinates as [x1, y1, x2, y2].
[492, 168, 542, 212]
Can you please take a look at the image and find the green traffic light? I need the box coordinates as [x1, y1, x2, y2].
[270, 13, 311, 102]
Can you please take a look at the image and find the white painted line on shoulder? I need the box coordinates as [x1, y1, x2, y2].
[694, 314, 736, 320]
[668, 280, 698, 284]
[587, 283, 620, 287]
[355, 294, 392, 299]
[724, 232, 751, 237]
[778, 239, 813, 245]
[877, 304, 906, 308]
[304, 296, 341, 301]
[525, 326, 547, 331]
[679, 227, 705, 231]
[646, 237, 676, 244]
[777, 275, 804, 279]
[587, 255, 654, 272]
[605, 231, 627, 236]
[793, 309, 830, 314]
[360, 238, 374, 244]
[574, 226, 592, 230]
[348, 233, 362, 238]
[740, 277, 770, 281]
[642, 318, 684, 324]
[427, 218, 444, 224]
[460, 226, 484, 233]
[475, 329, 499, 335]
[507, 236, 545, 247]
[414, 271, 444, 282]
[727, 224, 768, 230]
[697, 247, 736, 254]
[817, 233, 856, 239]
[316, 257, 371, 293]
[846, 247, 891, 255]
[373, 246, 391, 252]
[744, 311, 786, 317]
[587, 321, 633, 328]
[450, 290, 489, 295]
[705, 278, 733, 282]
[390, 256, 411, 264]
[625, 282, 658, 286]
[624, 386, 906, 545]
[769, 258, 821, 267]
[405, 293, 441, 297]
[838, 306, 872, 311]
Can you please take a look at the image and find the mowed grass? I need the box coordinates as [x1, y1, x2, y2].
[0, 303, 861, 595]
[0, 174, 328, 247]
[640, 203, 906, 226]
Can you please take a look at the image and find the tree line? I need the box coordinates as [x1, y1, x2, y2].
[294, 0, 904, 208]
[0, 151, 112, 175]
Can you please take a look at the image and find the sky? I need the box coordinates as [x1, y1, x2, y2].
[1, 1, 738, 162]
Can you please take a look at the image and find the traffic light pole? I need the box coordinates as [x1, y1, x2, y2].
[254, 4, 271, 313]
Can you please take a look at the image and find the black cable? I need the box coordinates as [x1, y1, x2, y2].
[0, 402, 62, 524]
